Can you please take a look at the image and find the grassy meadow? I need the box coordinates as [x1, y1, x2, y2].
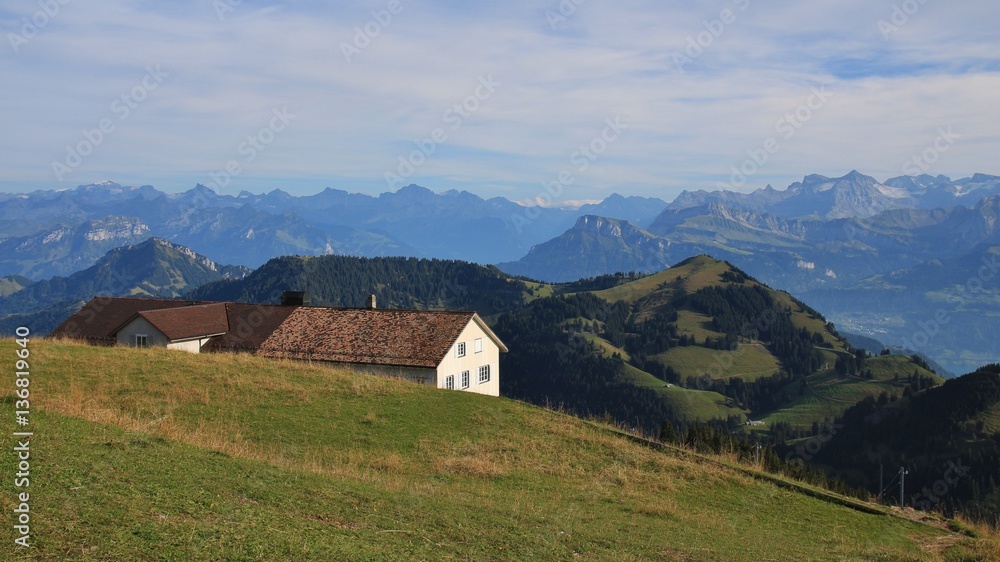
[0, 339, 997, 560]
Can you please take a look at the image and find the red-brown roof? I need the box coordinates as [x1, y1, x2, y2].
[256, 307, 477, 368]
[133, 303, 230, 341]
[205, 303, 298, 352]
[49, 297, 210, 343]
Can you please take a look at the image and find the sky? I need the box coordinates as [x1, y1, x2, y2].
[1, 0, 998, 204]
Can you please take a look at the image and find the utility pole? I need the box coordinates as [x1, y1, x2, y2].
[899, 467, 908, 508]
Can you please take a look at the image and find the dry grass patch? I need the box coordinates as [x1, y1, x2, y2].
[430, 439, 511, 478]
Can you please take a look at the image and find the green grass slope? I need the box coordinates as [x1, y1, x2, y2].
[583, 332, 747, 422]
[1, 340, 995, 561]
[759, 355, 944, 429]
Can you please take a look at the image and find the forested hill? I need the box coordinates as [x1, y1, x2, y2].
[492, 255, 940, 434]
[814, 364, 1000, 520]
[186, 254, 532, 315]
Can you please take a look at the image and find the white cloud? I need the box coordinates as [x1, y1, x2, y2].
[0, 0, 997, 201]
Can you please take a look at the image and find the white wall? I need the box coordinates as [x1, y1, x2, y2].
[166, 338, 213, 354]
[116, 317, 168, 348]
[437, 319, 501, 396]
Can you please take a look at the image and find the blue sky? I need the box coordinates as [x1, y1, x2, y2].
[1, 0, 998, 204]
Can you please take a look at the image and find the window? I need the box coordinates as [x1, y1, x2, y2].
[478, 364, 491, 384]
[456, 342, 466, 357]
[135, 334, 148, 348]
[474, 338, 483, 353]
[461, 370, 470, 389]
[445, 375, 455, 390]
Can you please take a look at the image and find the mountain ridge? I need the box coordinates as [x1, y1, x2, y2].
[0, 237, 250, 334]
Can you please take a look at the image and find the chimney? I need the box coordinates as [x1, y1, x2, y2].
[281, 291, 311, 306]
[367, 294, 377, 310]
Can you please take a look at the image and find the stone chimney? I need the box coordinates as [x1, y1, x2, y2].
[281, 291, 311, 306]
[367, 294, 377, 310]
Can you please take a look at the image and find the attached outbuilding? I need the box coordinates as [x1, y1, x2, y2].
[113, 302, 229, 352]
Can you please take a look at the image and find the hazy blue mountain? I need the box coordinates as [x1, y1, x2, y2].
[157, 205, 415, 268]
[0, 237, 250, 335]
[666, 171, 1000, 220]
[576, 194, 668, 228]
[0, 216, 152, 279]
[885, 172, 1000, 208]
[498, 215, 672, 282]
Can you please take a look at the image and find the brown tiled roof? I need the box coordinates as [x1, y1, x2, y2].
[50, 297, 507, 369]
[205, 303, 298, 352]
[134, 303, 230, 341]
[256, 307, 477, 368]
[48, 297, 209, 342]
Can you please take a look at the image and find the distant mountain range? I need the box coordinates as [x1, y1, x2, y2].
[667, 170, 1000, 218]
[0, 181, 666, 278]
[504, 191, 1000, 289]
[3, 170, 1000, 374]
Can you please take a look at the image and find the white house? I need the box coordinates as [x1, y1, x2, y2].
[52, 295, 508, 396]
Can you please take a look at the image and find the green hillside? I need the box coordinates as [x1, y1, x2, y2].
[499, 255, 938, 436]
[2, 340, 996, 560]
[758, 355, 943, 428]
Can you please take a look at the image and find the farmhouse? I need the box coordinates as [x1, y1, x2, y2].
[50, 295, 508, 396]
